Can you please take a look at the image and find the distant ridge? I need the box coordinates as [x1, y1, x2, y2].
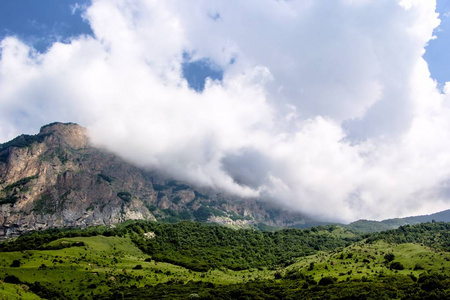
[346, 209, 450, 233]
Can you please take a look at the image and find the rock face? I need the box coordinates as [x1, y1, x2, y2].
[0, 122, 311, 238]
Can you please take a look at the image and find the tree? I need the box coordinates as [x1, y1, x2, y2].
[384, 253, 395, 262]
[318, 277, 336, 286]
[10, 259, 21, 267]
[4, 275, 21, 283]
[390, 261, 404, 270]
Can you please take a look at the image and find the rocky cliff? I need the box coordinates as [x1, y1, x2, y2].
[0, 122, 311, 238]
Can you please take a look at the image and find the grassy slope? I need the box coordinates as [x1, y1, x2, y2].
[286, 240, 450, 282]
[0, 222, 449, 299]
[0, 235, 273, 299]
[0, 281, 42, 300]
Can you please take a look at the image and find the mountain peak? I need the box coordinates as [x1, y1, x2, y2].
[39, 122, 80, 133]
[39, 122, 88, 149]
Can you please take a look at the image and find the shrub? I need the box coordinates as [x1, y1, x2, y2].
[390, 261, 404, 270]
[384, 253, 395, 262]
[117, 192, 132, 202]
[10, 259, 21, 267]
[284, 269, 303, 280]
[4, 275, 21, 284]
[408, 274, 418, 282]
[274, 271, 283, 279]
[318, 277, 336, 286]
[419, 275, 444, 292]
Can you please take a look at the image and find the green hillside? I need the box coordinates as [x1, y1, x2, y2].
[346, 209, 450, 233]
[0, 221, 449, 299]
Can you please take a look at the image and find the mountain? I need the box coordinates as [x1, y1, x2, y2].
[347, 209, 450, 233]
[0, 122, 312, 238]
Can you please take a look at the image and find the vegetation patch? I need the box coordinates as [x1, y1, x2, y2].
[117, 191, 132, 202]
[193, 206, 226, 222]
[97, 174, 114, 184]
[167, 181, 190, 192]
[0, 134, 49, 151]
[33, 193, 55, 214]
[0, 221, 449, 299]
[229, 211, 252, 221]
[367, 222, 450, 251]
[0, 195, 18, 205]
[3, 175, 39, 192]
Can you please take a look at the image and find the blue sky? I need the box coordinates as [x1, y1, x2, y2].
[1, 0, 449, 89]
[1, 1, 450, 221]
[0, 1, 92, 52]
[425, 0, 450, 88]
[0, 0, 221, 92]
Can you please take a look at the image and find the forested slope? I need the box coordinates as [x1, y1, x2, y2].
[0, 221, 449, 299]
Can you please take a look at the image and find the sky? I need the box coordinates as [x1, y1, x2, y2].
[1, 0, 450, 222]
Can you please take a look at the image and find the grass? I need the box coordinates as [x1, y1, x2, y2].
[285, 240, 450, 282]
[1, 222, 449, 299]
[0, 235, 273, 299]
[0, 281, 42, 299]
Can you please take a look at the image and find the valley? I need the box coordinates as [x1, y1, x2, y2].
[0, 221, 449, 299]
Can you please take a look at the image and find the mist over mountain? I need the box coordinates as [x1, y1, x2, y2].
[1, 1, 450, 222]
[0, 122, 317, 238]
[1, 122, 449, 239]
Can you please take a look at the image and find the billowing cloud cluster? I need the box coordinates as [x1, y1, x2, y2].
[1, 0, 449, 222]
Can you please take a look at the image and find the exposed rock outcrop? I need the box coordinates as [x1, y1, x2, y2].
[0, 122, 311, 238]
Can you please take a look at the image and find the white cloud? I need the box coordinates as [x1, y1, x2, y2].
[1, 0, 449, 222]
